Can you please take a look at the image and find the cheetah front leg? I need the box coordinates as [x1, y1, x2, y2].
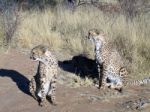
[47, 75, 57, 105]
[97, 64, 102, 89]
[97, 63, 104, 89]
[29, 77, 38, 100]
[100, 69, 108, 90]
[38, 78, 47, 107]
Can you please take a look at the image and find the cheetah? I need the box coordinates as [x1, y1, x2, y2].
[29, 45, 58, 106]
[86, 29, 150, 92]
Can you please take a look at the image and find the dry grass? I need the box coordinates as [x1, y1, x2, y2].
[59, 71, 94, 88]
[0, 3, 149, 84]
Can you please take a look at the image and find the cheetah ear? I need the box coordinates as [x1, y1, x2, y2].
[40, 45, 47, 53]
[44, 47, 50, 56]
[94, 29, 100, 35]
[89, 29, 99, 35]
[99, 29, 105, 35]
[94, 29, 106, 36]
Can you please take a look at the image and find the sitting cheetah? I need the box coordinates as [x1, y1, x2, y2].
[86, 29, 150, 92]
[86, 29, 127, 91]
[29, 45, 58, 106]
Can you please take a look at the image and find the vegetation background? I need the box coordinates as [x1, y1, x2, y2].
[0, 0, 150, 85]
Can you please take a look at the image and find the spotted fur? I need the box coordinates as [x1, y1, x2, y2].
[86, 29, 128, 91]
[87, 29, 150, 92]
[29, 45, 58, 106]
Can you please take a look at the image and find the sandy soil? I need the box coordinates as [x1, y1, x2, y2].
[0, 49, 150, 112]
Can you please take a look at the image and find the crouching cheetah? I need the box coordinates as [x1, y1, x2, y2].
[86, 29, 150, 92]
[29, 45, 58, 106]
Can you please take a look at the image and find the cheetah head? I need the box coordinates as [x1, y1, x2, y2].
[86, 29, 106, 49]
[30, 45, 49, 63]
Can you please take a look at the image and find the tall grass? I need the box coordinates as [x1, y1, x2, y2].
[8, 4, 150, 78]
[0, 16, 4, 47]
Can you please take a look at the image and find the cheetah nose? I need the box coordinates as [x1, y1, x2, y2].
[85, 36, 89, 39]
[30, 56, 35, 60]
[108, 85, 111, 88]
[30, 56, 33, 59]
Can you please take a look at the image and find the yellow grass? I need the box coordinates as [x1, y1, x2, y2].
[5, 4, 150, 80]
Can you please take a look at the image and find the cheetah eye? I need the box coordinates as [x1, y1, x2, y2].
[32, 52, 35, 55]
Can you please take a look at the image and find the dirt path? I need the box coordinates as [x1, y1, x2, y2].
[0, 49, 150, 112]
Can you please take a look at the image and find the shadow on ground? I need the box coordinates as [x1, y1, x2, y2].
[0, 69, 31, 96]
[58, 54, 98, 79]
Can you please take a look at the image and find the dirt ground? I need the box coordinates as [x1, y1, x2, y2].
[0, 49, 150, 112]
